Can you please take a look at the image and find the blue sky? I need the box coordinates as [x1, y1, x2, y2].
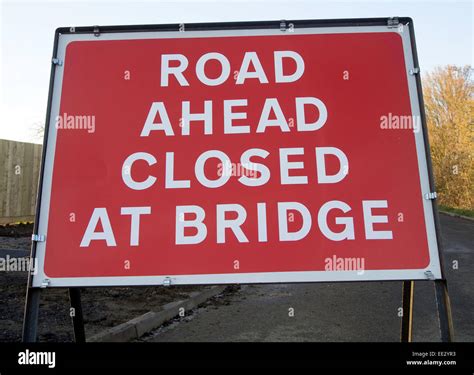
[0, 0, 472, 143]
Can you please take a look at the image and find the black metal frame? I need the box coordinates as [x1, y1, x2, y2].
[22, 27, 61, 343]
[22, 17, 453, 343]
[404, 17, 455, 343]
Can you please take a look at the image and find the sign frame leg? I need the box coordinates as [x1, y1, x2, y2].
[69, 287, 86, 343]
[22, 287, 41, 342]
[400, 280, 414, 342]
[434, 279, 454, 342]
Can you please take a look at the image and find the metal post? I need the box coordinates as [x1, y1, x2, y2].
[434, 279, 454, 342]
[400, 280, 414, 342]
[69, 288, 86, 343]
[22, 288, 41, 342]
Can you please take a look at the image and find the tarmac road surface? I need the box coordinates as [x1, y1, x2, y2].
[147, 214, 473, 342]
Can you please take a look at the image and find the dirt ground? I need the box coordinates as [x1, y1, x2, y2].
[0, 223, 34, 238]
[0, 223, 205, 342]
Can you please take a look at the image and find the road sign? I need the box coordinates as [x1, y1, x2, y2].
[32, 19, 442, 287]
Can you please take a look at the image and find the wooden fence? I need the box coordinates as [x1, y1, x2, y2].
[0, 139, 42, 224]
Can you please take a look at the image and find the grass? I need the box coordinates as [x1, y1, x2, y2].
[438, 205, 474, 218]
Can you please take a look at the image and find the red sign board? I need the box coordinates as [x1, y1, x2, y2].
[32, 21, 442, 287]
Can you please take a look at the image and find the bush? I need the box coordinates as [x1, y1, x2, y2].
[423, 65, 473, 210]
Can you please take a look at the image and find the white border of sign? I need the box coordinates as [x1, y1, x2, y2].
[31, 24, 442, 287]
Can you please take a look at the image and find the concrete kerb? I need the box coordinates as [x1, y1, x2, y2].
[439, 210, 474, 222]
[88, 285, 227, 342]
